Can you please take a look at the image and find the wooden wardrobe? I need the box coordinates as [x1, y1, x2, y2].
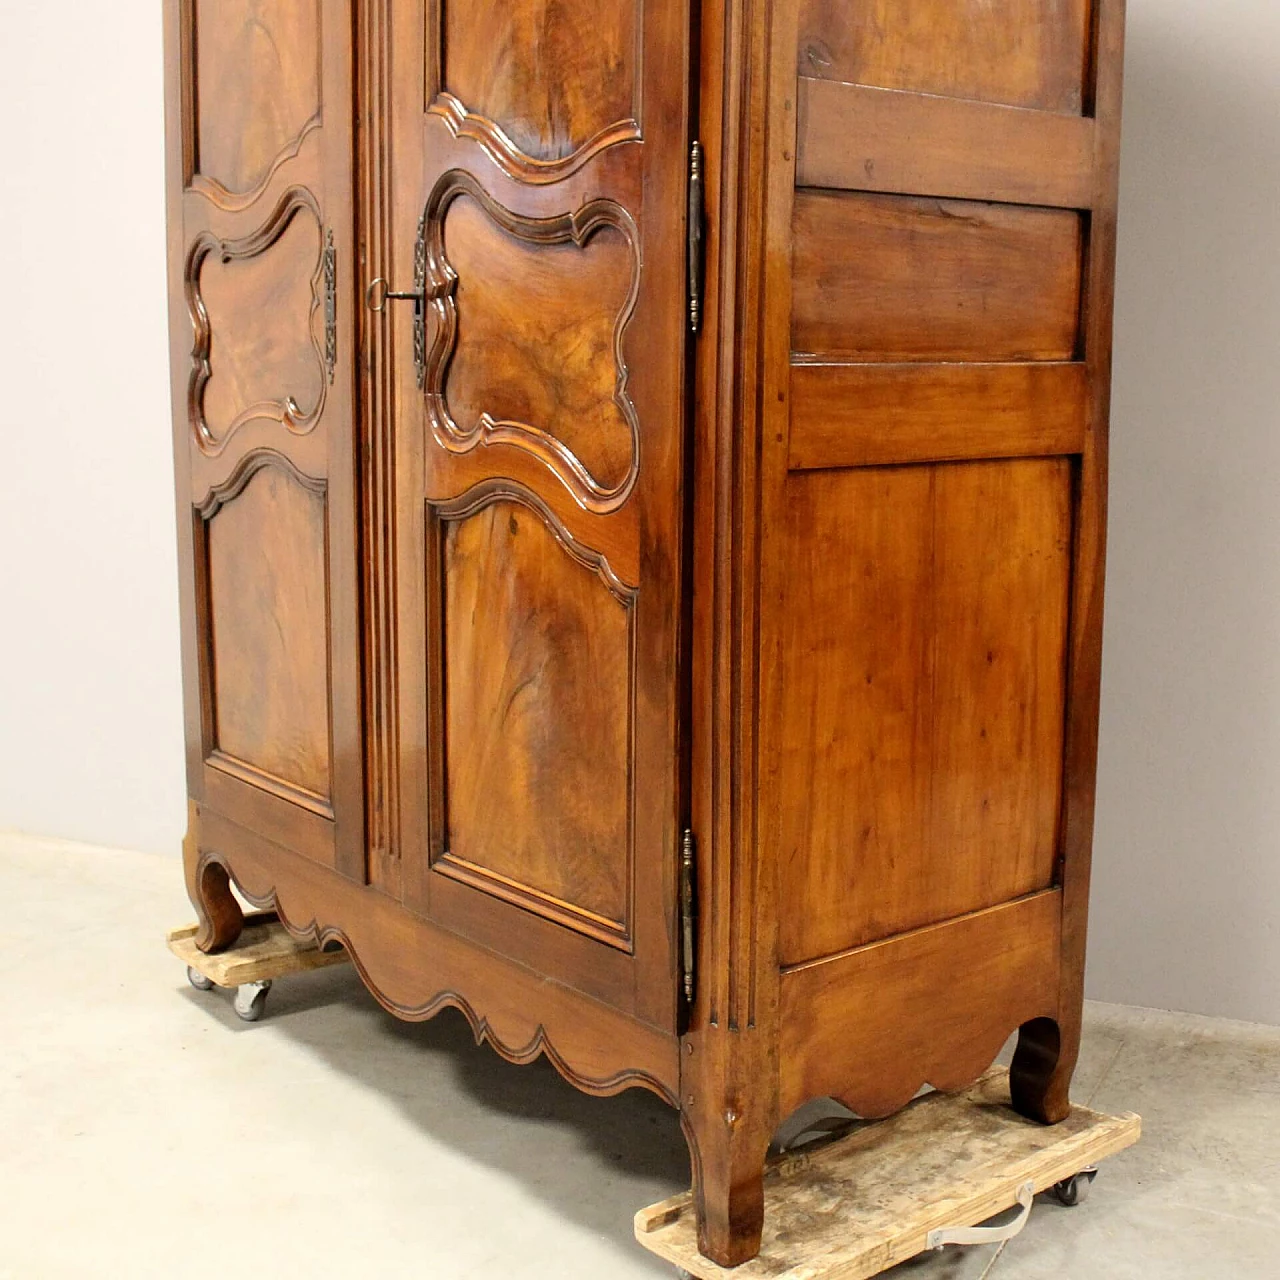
[164, 0, 1125, 1265]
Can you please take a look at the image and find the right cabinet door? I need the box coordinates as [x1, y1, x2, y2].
[363, 0, 693, 1031]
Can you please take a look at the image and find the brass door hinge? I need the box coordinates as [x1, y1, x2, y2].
[680, 828, 698, 1006]
[687, 141, 705, 333]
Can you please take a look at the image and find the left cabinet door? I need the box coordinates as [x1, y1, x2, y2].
[164, 0, 365, 877]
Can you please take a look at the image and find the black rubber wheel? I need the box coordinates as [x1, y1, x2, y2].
[1053, 1168, 1098, 1207]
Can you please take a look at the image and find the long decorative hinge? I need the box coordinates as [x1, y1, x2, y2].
[680, 828, 698, 1006]
[412, 210, 428, 387]
[687, 141, 705, 333]
[323, 229, 338, 383]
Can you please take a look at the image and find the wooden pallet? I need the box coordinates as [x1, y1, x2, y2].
[635, 1068, 1140, 1280]
[167, 912, 350, 988]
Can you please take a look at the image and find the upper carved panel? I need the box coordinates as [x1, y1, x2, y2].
[186, 188, 329, 455]
[190, 0, 323, 207]
[429, 0, 641, 177]
[423, 172, 641, 512]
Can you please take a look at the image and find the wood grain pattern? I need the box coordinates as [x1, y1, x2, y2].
[430, 182, 640, 505]
[796, 79, 1096, 210]
[437, 0, 638, 163]
[774, 460, 1071, 966]
[390, 0, 690, 1040]
[788, 361, 1088, 470]
[791, 190, 1084, 362]
[439, 497, 634, 942]
[637, 1068, 1140, 1280]
[798, 0, 1093, 114]
[205, 462, 332, 803]
[188, 189, 326, 452]
[192, 0, 322, 202]
[168, 0, 365, 880]
[779, 892, 1063, 1119]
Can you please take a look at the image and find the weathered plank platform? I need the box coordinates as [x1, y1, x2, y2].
[635, 1068, 1140, 1280]
[167, 912, 349, 988]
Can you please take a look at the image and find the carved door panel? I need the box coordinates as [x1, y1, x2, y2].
[165, 0, 364, 875]
[370, 0, 692, 1027]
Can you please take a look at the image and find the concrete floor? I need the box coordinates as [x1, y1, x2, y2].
[2, 832, 1278, 1279]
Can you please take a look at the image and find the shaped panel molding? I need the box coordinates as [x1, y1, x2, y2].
[423, 172, 641, 513]
[185, 831, 679, 1103]
[186, 0, 323, 209]
[186, 187, 329, 456]
[431, 483, 637, 948]
[427, 0, 642, 178]
[199, 452, 333, 810]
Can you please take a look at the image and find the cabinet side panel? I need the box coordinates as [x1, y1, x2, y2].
[797, 0, 1093, 114]
[791, 191, 1084, 363]
[779, 892, 1062, 1118]
[775, 460, 1070, 967]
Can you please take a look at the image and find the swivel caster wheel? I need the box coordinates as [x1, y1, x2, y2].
[233, 979, 272, 1022]
[187, 966, 215, 992]
[1053, 1166, 1098, 1207]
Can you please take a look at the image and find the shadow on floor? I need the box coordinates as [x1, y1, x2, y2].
[182, 960, 690, 1262]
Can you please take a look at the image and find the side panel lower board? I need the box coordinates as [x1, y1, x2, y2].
[778, 891, 1063, 1119]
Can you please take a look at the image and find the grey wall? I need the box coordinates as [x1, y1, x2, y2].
[0, 4, 185, 856]
[1, 2, 1277, 1024]
[1085, 0, 1280, 1024]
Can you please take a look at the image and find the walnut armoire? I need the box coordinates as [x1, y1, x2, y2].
[164, 0, 1126, 1265]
